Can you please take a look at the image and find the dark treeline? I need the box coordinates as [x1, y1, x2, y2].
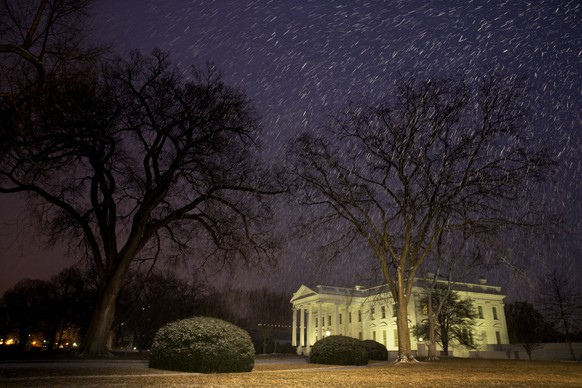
[505, 299, 582, 361]
[0, 266, 292, 355]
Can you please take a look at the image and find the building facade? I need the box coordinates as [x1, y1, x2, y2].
[290, 278, 509, 357]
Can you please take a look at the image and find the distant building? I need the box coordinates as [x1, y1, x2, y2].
[290, 277, 509, 357]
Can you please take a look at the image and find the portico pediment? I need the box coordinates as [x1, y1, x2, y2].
[291, 284, 317, 303]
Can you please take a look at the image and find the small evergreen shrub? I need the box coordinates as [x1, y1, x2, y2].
[309, 335, 368, 366]
[362, 339, 389, 360]
[149, 316, 255, 373]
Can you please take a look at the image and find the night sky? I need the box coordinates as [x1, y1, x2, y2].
[1, 0, 580, 299]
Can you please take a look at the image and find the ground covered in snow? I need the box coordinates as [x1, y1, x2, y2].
[1, 355, 581, 387]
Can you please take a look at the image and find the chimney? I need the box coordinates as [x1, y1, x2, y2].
[478, 277, 487, 285]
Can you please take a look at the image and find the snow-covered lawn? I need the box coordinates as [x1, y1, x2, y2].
[1, 357, 580, 387]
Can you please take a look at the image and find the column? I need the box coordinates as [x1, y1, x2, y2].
[308, 304, 314, 348]
[361, 305, 367, 340]
[335, 304, 340, 336]
[318, 302, 323, 339]
[346, 305, 354, 337]
[299, 306, 305, 347]
[292, 308, 297, 346]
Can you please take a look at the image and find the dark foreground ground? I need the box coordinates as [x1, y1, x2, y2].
[1, 354, 581, 387]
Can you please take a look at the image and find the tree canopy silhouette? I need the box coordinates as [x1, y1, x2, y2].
[0, 49, 283, 354]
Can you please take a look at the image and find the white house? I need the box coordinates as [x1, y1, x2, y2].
[290, 277, 509, 358]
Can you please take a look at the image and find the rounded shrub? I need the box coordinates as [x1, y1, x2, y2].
[149, 316, 255, 373]
[362, 339, 389, 361]
[309, 335, 368, 366]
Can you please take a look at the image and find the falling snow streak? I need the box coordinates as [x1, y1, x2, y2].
[7, 0, 577, 295]
[89, 1, 580, 141]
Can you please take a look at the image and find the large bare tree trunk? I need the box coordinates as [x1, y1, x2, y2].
[82, 295, 116, 355]
[395, 280, 415, 363]
[396, 305, 413, 362]
[81, 269, 126, 355]
[427, 313, 438, 360]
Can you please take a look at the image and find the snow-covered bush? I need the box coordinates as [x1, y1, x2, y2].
[149, 317, 255, 373]
[362, 339, 389, 360]
[309, 335, 368, 366]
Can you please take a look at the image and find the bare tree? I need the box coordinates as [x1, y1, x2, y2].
[113, 269, 201, 351]
[288, 75, 553, 362]
[538, 269, 582, 361]
[417, 230, 468, 360]
[246, 289, 291, 354]
[505, 301, 551, 360]
[0, 50, 283, 355]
